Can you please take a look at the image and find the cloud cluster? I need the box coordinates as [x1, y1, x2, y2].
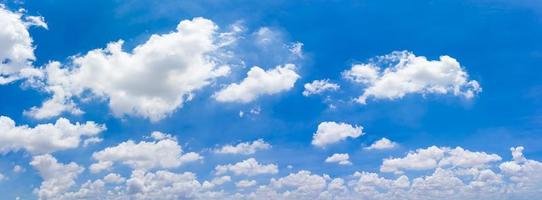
[343, 51, 481, 104]
[22, 146, 542, 200]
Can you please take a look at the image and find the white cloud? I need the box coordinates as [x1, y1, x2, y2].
[103, 173, 125, 184]
[125, 170, 202, 199]
[0, 116, 105, 154]
[26, 17, 232, 121]
[215, 158, 278, 176]
[365, 138, 397, 150]
[32, 146, 542, 200]
[325, 153, 351, 165]
[302, 79, 340, 96]
[269, 170, 328, 199]
[213, 64, 300, 103]
[342, 51, 481, 104]
[214, 139, 271, 155]
[0, 172, 5, 181]
[0, 5, 46, 84]
[202, 176, 231, 190]
[30, 154, 84, 200]
[311, 121, 364, 148]
[380, 146, 501, 174]
[90, 134, 201, 173]
[236, 179, 257, 188]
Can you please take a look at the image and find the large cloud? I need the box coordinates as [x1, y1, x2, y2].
[0, 5, 46, 84]
[343, 51, 481, 104]
[213, 64, 300, 103]
[90, 133, 201, 173]
[25, 17, 232, 121]
[0, 116, 105, 154]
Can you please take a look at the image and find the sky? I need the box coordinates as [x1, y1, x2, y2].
[0, 0, 542, 199]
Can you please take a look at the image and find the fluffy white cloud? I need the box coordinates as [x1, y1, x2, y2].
[0, 116, 105, 154]
[381, 146, 501, 174]
[365, 138, 397, 150]
[213, 64, 300, 103]
[30, 154, 84, 200]
[311, 121, 364, 148]
[343, 51, 481, 104]
[325, 153, 351, 165]
[0, 5, 46, 84]
[214, 139, 271, 155]
[26, 17, 232, 121]
[215, 158, 278, 176]
[90, 134, 201, 173]
[302, 79, 340, 96]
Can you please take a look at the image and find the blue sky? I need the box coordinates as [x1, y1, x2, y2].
[0, 0, 542, 199]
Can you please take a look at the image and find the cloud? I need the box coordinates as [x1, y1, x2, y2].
[302, 79, 340, 96]
[202, 176, 231, 190]
[28, 146, 542, 200]
[0, 5, 46, 84]
[213, 64, 300, 103]
[325, 153, 352, 165]
[365, 138, 397, 150]
[30, 154, 84, 200]
[214, 139, 271, 155]
[25, 17, 232, 121]
[380, 146, 501, 174]
[0, 116, 105, 154]
[342, 51, 481, 104]
[215, 158, 278, 176]
[90, 133, 201, 173]
[236, 179, 257, 188]
[311, 121, 364, 148]
[269, 170, 328, 199]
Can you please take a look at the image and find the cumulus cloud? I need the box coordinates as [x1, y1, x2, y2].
[215, 158, 278, 176]
[311, 121, 364, 148]
[214, 139, 271, 155]
[0, 116, 105, 154]
[342, 51, 481, 104]
[30, 154, 84, 200]
[365, 138, 397, 150]
[25, 17, 232, 121]
[0, 5, 46, 84]
[90, 134, 201, 173]
[380, 146, 501, 174]
[214, 64, 299, 103]
[302, 79, 340, 96]
[325, 153, 351, 165]
[29, 146, 542, 200]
